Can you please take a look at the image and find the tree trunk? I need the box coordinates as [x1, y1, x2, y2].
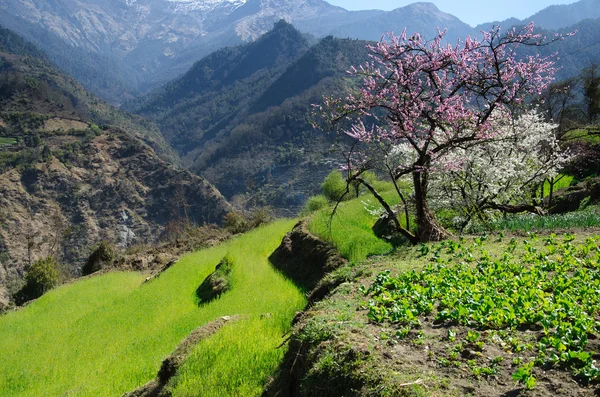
[549, 178, 555, 209]
[413, 171, 449, 242]
[488, 202, 545, 215]
[355, 177, 417, 244]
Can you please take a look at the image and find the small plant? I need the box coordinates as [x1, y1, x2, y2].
[302, 195, 328, 215]
[447, 329, 456, 341]
[472, 365, 498, 378]
[223, 211, 250, 234]
[248, 207, 272, 228]
[396, 327, 411, 339]
[465, 331, 480, 343]
[82, 241, 116, 276]
[512, 362, 536, 389]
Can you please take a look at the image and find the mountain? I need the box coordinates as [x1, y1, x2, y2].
[132, 16, 600, 211]
[0, 0, 486, 103]
[0, 13, 141, 104]
[525, 0, 600, 30]
[476, 0, 600, 31]
[0, 0, 344, 100]
[0, 28, 231, 304]
[131, 20, 311, 153]
[4, 0, 600, 104]
[325, 2, 474, 43]
[537, 18, 600, 80]
[133, 22, 371, 211]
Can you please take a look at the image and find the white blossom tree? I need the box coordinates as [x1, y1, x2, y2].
[429, 110, 570, 231]
[317, 23, 572, 242]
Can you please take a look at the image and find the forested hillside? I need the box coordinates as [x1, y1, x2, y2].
[133, 22, 371, 211]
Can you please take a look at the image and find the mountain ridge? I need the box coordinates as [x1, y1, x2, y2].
[132, 23, 372, 211]
[0, 28, 231, 305]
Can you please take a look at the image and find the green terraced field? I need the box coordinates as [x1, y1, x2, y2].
[0, 220, 305, 397]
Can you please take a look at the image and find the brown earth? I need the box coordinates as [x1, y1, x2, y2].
[269, 220, 347, 293]
[0, 129, 230, 298]
[43, 117, 89, 132]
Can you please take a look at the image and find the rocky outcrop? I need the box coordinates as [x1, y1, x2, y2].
[196, 256, 234, 303]
[548, 177, 600, 214]
[0, 129, 230, 293]
[269, 220, 346, 293]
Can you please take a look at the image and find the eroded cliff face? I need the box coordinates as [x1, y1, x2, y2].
[0, 44, 231, 298]
[0, 128, 230, 296]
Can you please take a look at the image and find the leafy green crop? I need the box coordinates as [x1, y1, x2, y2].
[364, 234, 600, 386]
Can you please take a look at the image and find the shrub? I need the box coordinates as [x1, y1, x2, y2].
[321, 170, 349, 202]
[248, 207, 273, 228]
[223, 211, 250, 234]
[82, 241, 116, 276]
[302, 195, 328, 215]
[15, 257, 59, 304]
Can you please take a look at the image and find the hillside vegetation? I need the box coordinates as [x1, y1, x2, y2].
[0, 27, 176, 161]
[0, 220, 305, 397]
[0, 30, 230, 307]
[133, 22, 372, 212]
[266, 180, 600, 396]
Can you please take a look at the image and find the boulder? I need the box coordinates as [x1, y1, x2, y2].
[372, 211, 406, 247]
[196, 256, 233, 303]
[548, 177, 600, 214]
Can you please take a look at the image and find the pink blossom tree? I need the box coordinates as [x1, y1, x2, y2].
[318, 23, 569, 243]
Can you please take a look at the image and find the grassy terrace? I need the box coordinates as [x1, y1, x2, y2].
[302, 188, 600, 395]
[0, 220, 305, 397]
[0, 137, 16, 145]
[308, 187, 400, 262]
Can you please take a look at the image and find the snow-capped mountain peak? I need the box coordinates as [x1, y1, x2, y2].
[166, 0, 247, 12]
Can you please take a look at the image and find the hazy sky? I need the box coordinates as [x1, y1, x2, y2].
[324, 0, 578, 26]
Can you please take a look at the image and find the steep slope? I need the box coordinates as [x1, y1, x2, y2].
[133, 20, 311, 153]
[0, 220, 305, 396]
[0, 14, 140, 103]
[134, 27, 371, 211]
[0, 31, 230, 302]
[0, 0, 342, 99]
[0, 24, 177, 163]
